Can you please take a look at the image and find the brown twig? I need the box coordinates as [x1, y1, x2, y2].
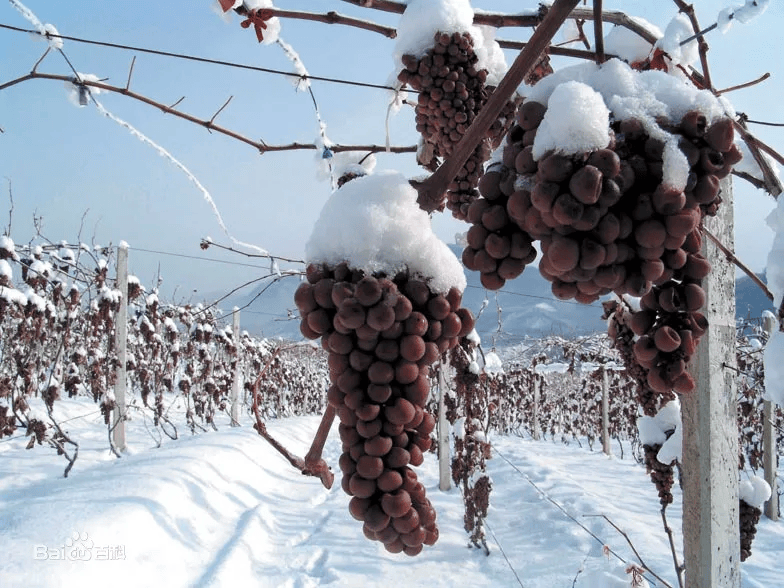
[302, 404, 337, 489]
[411, 0, 582, 212]
[208, 95, 233, 127]
[232, 6, 398, 39]
[716, 72, 770, 96]
[573, 19, 592, 50]
[166, 96, 185, 111]
[342, 0, 660, 46]
[732, 169, 768, 191]
[734, 119, 784, 197]
[0, 71, 417, 156]
[744, 118, 784, 128]
[672, 0, 712, 90]
[237, 2, 603, 63]
[125, 55, 136, 91]
[199, 239, 305, 264]
[585, 514, 675, 588]
[661, 507, 685, 588]
[593, 0, 605, 65]
[32, 47, 51, 73]
[497, 40, 610, 61]
[702, 227, 773, 302]
[249, 346, 334, 489]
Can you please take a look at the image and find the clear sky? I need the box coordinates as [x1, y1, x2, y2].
[0, 0, 782, 305]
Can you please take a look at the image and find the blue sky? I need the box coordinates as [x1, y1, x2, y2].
[0, 0, 782, 304]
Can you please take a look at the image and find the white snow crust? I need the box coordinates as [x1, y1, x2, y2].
[764, 193, 784, 405]
[305, 170, 466, 294]
[393, 0, 507, 85]
[525, 59, 731, 190]
[738, 475, 772, 509]
[637, 399, 682, 464]
[532, 81, 611, 160]
[603, 17, 662, 64]
[655, 13, 699, 68]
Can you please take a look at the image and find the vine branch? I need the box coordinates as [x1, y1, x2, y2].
[716, 72, 770, 96]
[0, 71, 417, 156]
[702, 227, 774, 302]
[250, 347, 334, 489]
[585, 514, 675, 588]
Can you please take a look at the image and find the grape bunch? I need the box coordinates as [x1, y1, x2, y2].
[398, 31, 518, 219]
[739, 498, 762, 562]
[465, 93, 741, 393]
[461, 162, 539, 289]
[643, 443, 675, 507]
[625, 269, 709, 395]
[604, 298, 675, 415]
[295, 262, 475, 555]
[468, 95, 739, 308]
[460, 102, 547, 289]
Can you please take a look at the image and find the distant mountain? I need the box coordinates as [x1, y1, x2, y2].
[735, 271, 775, 320]
[207, 245, 607, 345]
[207, 253, 775, 345]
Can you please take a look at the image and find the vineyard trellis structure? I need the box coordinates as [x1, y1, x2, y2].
[2, 0, 784, 586]
[0, 235, 780, 585]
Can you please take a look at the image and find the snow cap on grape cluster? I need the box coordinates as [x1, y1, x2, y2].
[305, 170, 467, 294]
[524, 59, 730, 190]
[739, 475, 771, 509]
[637, 399, 682, 464]
[393, 0, 507, 85]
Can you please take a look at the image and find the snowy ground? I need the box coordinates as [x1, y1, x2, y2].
[1, 398, 781, 588]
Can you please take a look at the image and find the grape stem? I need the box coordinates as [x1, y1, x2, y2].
[410, 0, 582, 212]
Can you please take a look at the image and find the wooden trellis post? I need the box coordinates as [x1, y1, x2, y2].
[438, 361, 451, 491]
[682, 179, 740, 587]
[230, 307, 242, 426]
[113, 242, 128, 453]
[762, 311, 779, 521]
[601, 365, 611, 456]
[532, 373, 541, 441]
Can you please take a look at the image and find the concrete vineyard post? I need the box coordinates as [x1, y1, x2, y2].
[113, 243, 128, 453]
[682, 178, 740, 587]
[231, 307, 241, 426]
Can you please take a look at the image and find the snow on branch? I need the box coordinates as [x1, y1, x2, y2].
[0, 71, 417, 157]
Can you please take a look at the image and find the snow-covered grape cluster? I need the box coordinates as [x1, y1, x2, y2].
[643, 443, 675, 507]
[295, 262, 475, 555]
[739, 499, 762, 562]
[464, 96, 740, 393]
[398, 31, 517, 219]
[477, 100, 737, 299]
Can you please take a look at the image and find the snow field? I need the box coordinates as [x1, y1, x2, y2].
[1, 398, 782, 588]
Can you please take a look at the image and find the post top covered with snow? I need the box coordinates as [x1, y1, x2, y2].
[305, 170, 467, 294]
